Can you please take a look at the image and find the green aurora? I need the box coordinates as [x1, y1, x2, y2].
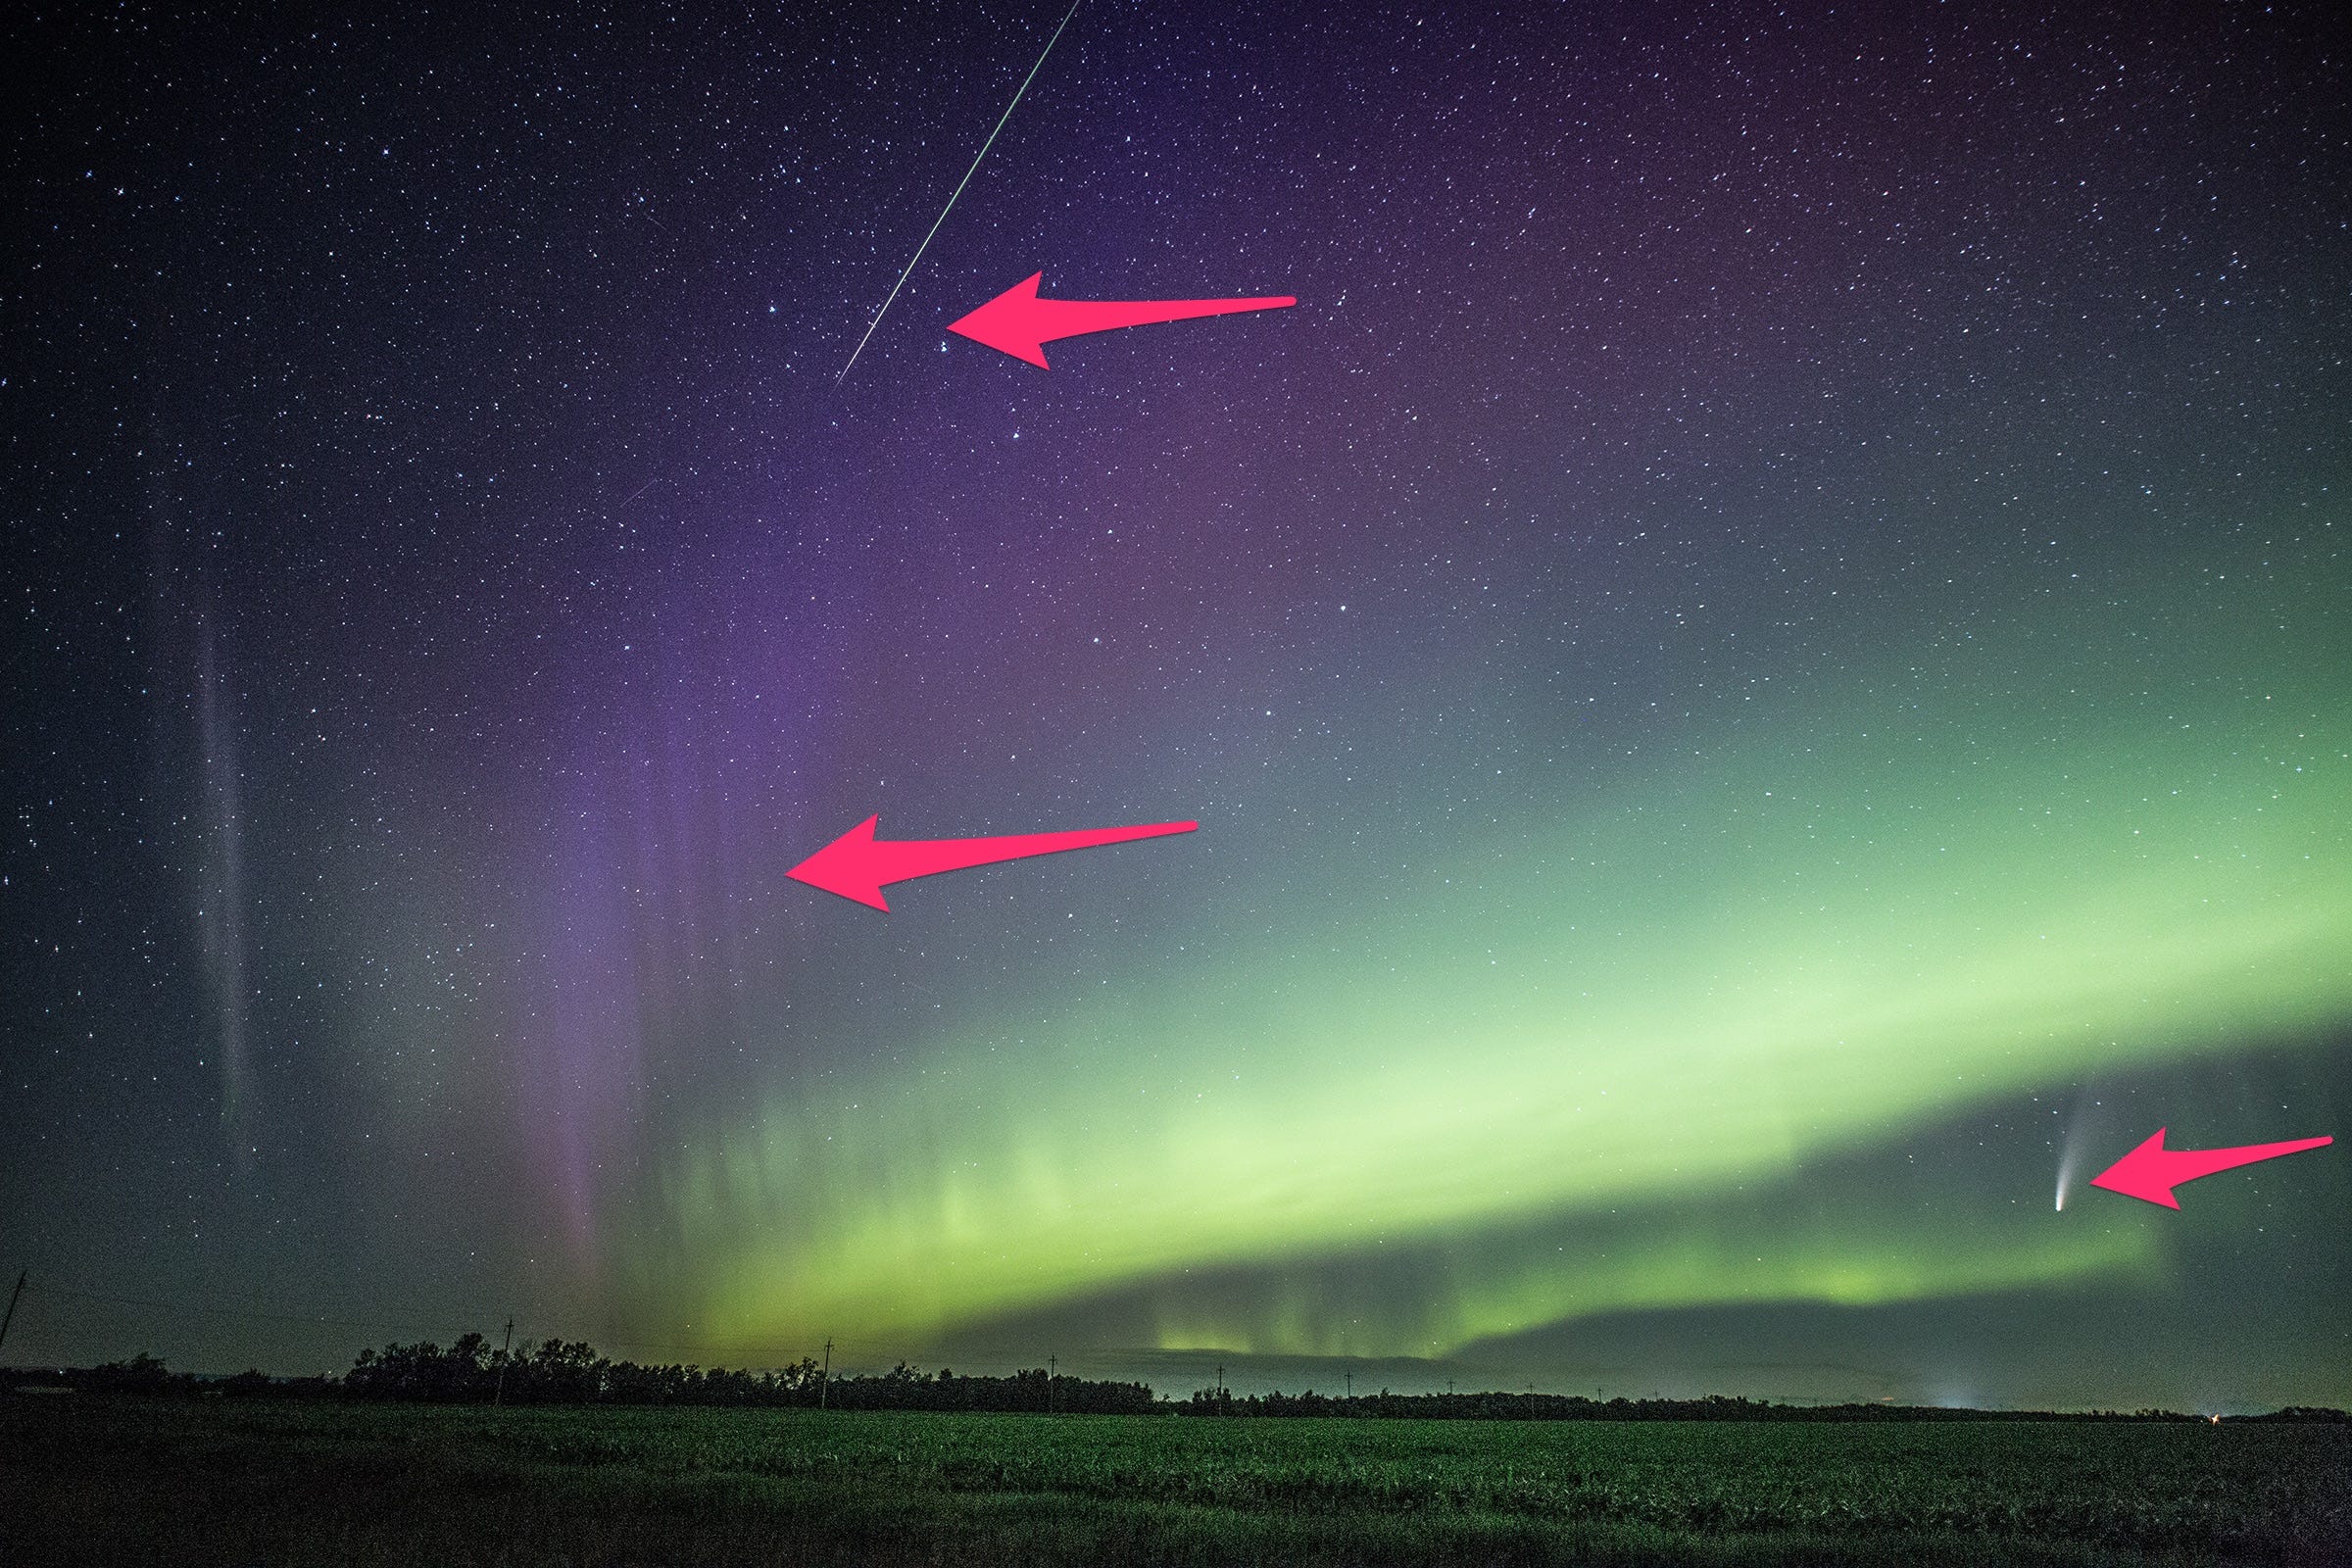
[631, 547, 2352, 1361]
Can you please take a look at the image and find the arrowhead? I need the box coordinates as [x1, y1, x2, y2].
[786, 814, 892, 910]
[948, 271, 1054, 368]
[2088, 1127, 2183, 1208]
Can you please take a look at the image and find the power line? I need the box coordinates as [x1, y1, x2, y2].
[0, 1272, 24, 1355]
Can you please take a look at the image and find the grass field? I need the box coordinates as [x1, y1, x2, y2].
[4, 1396, 2348, 1565]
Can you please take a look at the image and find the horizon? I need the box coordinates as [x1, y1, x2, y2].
[7, 1296, 2344, 1417]
[19, 1344, 2340, 1422]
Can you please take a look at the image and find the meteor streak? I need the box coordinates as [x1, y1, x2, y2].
[837, 0, 1084, 382]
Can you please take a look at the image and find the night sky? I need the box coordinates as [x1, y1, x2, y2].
[5, 1, 2347, 1411]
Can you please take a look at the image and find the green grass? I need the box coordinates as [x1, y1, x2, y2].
[4, 1397, 2347, 1565]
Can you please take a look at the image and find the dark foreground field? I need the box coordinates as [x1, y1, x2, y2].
[4, 1397, 2348, 1566]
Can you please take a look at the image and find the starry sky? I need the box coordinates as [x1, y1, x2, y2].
[4, 1, 2348, 1410]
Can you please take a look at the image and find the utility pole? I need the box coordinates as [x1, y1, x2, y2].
[1344, 1370, 1352, 1400]
[820, 1339, 832, 1409]
[0, 1272, 24, 1356]
[493, 1316, 514, 1406]
[1214, 1363, 1226, 1403]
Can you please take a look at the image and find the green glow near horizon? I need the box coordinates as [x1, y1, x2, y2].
[1131, 1210, 2167, 1359]
[630, 565, 2352, 1360]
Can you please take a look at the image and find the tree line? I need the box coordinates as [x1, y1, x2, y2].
[1177, 1388, 2257, 1422]
[28, 1338, 1155, 1413]
[13, 1343, 2345, 1423]
[343, 1334, 1157, 1412]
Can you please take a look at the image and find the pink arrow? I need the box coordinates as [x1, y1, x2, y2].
[2088, 1127, 2333, 1208]
[948, 272, 1296, 368]
[787, 813, 1197, 911]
